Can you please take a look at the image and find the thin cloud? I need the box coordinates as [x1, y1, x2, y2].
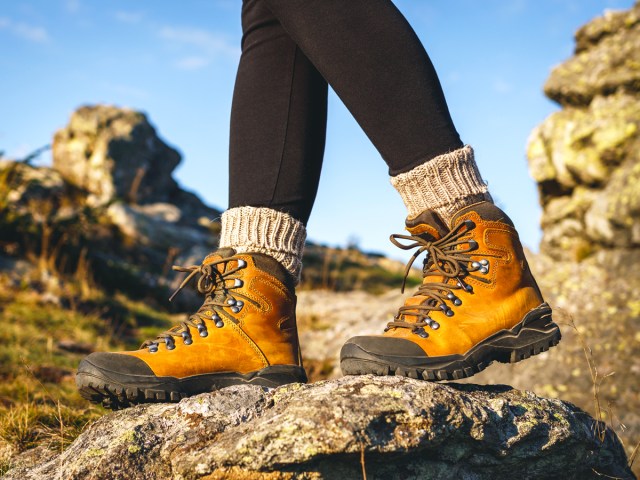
[503, 0, 528, 16]
[114, 11, 144, 24]
[65, 0, 81, 14]
[0, 17, 49, 43]
[174, 56, 211, 70]
[158, 26, 239, 69]
[493, 78, 514, 94]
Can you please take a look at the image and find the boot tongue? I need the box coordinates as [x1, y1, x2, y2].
[202, 247, 236, 266]
[198, 248, 238, 305]
[405, 210, 449, 241]
[449, 201, 515, 229]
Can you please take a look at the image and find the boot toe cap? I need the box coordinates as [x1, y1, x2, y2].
[78, 352, 155, 378]
[341, 335, 428, 366]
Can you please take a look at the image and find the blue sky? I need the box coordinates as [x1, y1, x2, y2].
[1, 0, 634, 260]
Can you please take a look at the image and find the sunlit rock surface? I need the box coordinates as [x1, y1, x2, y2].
[2, 376, 633, 480]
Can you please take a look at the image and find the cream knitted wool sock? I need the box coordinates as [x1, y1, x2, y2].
[390, 145, 492, 225]
[219, 206, 306, 283]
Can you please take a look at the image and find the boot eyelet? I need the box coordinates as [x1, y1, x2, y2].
[471, 261, 481, 269]
[182, 332, 193, 345]
[480, 267, 489, 274]
[234, 279, 243, 287]
[426, 318, 440, 330]
[413, 327, 428, 338]
[446, 293, 462, 306]
[231, 306, 240, 313]
[165, 339, 175, 350]
[237, 259, 247, 268]
[440, 304, 454, 317]
[479, 259, 489, 266]
[148, 343, 158, 353]
[215, 320, 224, 328]
[227, 298, 236, 306]
[197, 325, 208, 337]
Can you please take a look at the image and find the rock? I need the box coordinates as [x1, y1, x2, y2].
[583, 157, 640, 247]
[1, 446, 55, 476]
[528, 93, 639, 195]
[519, 4, 640, 473]
[575, 4, 640, 53]
[0, 160, 85, 222]
[527, 5, 640, 260]
[52, 105, 181, 206]
[105, 202, 214, 251]
[1, 376, 634, 480]
[544, 3, 640, 106]
[1, 106, 222, 307]
[297, 289, 410, 380]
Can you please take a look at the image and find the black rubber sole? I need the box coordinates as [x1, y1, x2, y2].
[340, 303, 561, 381]
[76, 362, 308, 410]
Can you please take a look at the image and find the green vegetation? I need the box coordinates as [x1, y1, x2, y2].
[300, 245, 420, 294]
[0, 277, 177, 474]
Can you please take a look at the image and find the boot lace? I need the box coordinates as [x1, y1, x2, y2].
[141, 257, 252, 352]
[386, 219, 498, 337]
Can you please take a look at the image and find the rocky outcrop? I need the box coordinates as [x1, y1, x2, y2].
[518, 3, 640, 474]
[528, 3, 640, 259]
[2, 376, 634, 480]
[0, 106, 221, 307]
[544, 6, 640, 106]
[52, 106, 181, 207]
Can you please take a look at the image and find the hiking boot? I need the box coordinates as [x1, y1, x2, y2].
[340, 201, 561, 381]
[76, 248, 307, 409]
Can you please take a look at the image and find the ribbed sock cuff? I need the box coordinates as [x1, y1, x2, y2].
[219, 206, 306, 284]
[390, 145, 492, 225]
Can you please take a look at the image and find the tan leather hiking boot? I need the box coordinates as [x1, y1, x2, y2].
[76, 248, 306, 408]
[341, 201, 561, 381]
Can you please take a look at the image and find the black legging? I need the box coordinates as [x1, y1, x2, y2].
[229, 0, 463, 225]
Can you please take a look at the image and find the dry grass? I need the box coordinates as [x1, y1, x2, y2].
[561, 314, 637, 472]
[0, 274, 176, 473]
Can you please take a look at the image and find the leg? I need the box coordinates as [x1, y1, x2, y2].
[75, 1, 323, 407]
[263, 0, 489, 223]
[229, 0, 328, 225]
[221, 0, 329, 282]
[249, 1, 560, 379]
[263, 0, 462, 174]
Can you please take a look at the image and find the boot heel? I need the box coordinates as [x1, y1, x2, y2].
[489, 303, 562, 364]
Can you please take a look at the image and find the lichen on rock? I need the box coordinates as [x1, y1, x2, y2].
[527, 3, 640, 259]
[544, 4, 640, 106]
[1, 377, 633, 480]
